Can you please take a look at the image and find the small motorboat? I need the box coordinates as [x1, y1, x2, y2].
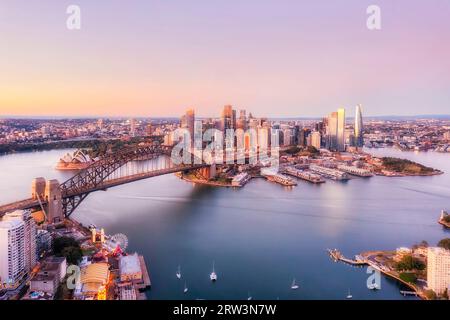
[291, 278, 299, 290]
[210, 261, 217, 282]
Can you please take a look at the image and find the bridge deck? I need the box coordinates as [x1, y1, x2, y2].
[0, 198, 40, 216]
[0, 163, 208, 217]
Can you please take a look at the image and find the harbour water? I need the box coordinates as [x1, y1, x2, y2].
[0, 148, 449, 300]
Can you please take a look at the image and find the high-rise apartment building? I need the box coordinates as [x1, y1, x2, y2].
[427, 247, 450, 295]
[0, 210, 37, 289]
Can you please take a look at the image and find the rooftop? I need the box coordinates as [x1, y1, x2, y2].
[119, 253, 141, 276]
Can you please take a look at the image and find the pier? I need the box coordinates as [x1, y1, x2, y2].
[310, 165, 350, 181]
[327, 249, 367, 266]
[282, 167, 325, 184]
[400, 291, 419, 297]
[138, 255, 151, 290]
[337, 165, 373, 177]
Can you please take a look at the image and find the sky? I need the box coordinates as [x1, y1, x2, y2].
[1, 0, 450, 118]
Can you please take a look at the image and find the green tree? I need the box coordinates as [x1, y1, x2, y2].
[437, 238, 450, 250]
[399, 272, 417, 284]
[424, 289, 437, 300]
[395, 255, 425, 271]
[52, 236, 82, 264]
[61, 246, 83, 265]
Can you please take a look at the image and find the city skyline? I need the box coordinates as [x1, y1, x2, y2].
[1, 0, 450, 117]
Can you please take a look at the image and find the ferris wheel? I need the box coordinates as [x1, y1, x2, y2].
[109, 233, 129, 251]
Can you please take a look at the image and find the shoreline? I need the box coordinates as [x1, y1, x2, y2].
[360, 251, 427, 300]
[176, 172, 235, 187]
[438, 219, 450, 228]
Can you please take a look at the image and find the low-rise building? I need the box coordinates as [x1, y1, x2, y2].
[29, 256, 67, 297]
[119, 253, 142, 282]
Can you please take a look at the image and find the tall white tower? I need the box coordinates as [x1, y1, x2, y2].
[354, 104, 364, 147]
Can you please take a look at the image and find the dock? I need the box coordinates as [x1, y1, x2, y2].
[282, 167, 325, 184]
[137, 255, 151, 290]
[264, 173, 297, 186]
[327, 249, 367, 266]
[400, 290, 419, 297]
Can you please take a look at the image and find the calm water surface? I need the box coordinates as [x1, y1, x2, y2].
[0, 148, 449, 300]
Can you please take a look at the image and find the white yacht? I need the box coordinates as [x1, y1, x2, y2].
[183, 281, 188, 293]
[291, 278, 299, 290]
[176, 265, 181, 279]
[346, 289, 353, 299]
[210, 261, 217, 281]
[247, 292, 252, 301]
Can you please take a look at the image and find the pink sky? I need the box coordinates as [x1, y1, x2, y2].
[1, 0, 450, 117]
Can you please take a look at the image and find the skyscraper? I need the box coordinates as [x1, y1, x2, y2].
[180, 108, 195, 145]
[221, 105, 234, 132]
[427, 247, 450, 295]
[129, 118, 136, 137]
[311, 131, 321, 150]
[0, 210, 37, 289]
[337, 108, 346, 152]
[326, 112, 338, 150]
[354, 104, 364, 147]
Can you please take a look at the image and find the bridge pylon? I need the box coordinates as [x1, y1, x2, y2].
[32, 178, 63, 224]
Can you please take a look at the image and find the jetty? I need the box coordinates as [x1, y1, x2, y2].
[282, 167, 325, 184]
[327, 249, 367, 266]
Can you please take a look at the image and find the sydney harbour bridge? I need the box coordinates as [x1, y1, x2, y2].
[0, 144, 214, 223]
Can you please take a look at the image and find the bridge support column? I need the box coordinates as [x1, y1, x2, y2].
[31, 177, 46, 200]
[44, 179, 63, 224]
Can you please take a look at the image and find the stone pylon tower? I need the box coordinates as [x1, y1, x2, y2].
[44, 179, 63, 224]
[31, 177, 46, 201]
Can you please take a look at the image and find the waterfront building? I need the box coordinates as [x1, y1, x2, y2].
[0, 210, 37, 289]
[77, 262, 110, 299]
[4, 210, 37, 272]
[354, 104, 364, 147]
[429, 247, 450, 294]
[427, 247, 450, 295]
[337, 164, 373, 177]
[231, 172, 250, 187]
[56, 149, 93, 171]
[309, 164, 350, 180]
[119, 253, 143, 282]
[0, 218, 26, 289]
